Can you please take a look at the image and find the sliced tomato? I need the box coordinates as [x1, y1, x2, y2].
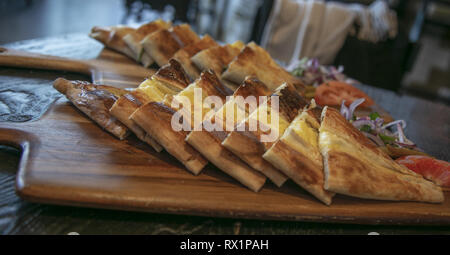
[314, 81, 374, 107]
[396, 155, 450, 187]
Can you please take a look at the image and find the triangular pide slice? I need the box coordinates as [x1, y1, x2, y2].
[185, 77, 271, 192]
[141, 24, 200, 67]
[263, 106, 335, 205]
[319, 106, 444, 203]
[109, 59, 191, 152]
[172, 35, 219, 80]
[191, 41, 244, 76]
[53, 78, 130, 140]
[221, 42, 305, 94]
[123, 19, 171, 66]
[130, 70, 232, 175]
[89, 25, 136, 59]
[222, 83, 308, 186]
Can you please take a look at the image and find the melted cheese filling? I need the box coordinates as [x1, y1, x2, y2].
[173, 83, 212, 120]
[136, 78, 178, 102]
[278, 111, 321, 163]
[206, 99, 248, 131]
[230, 40, 245, 50]
[246, 103, 290, 139]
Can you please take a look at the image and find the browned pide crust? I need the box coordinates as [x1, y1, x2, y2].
[221, 42, 305, 94]
[141, 24, 200, 67]
[123, 19, 171, 65]
[153, 59, 193, 91]
[319, 107, 444, 203]
[195, 69, 233, 101]
[172, 35, 219, 80]
[53, 78, 130, 140]
[131, 101, 208, 174]
[109, 59, 191, 152]
[130, 70, 232, 175]
[191, 44, 242, 76]
[221, 83, 308, 187]
[320, 106, 421, 177]
[170, 24, 200, 46]
[185, 77, 273, 192]
[89, 25, 136, 59]
[263, 106, 335, 205]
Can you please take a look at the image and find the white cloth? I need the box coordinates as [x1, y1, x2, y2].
[261, 0, 397, 65]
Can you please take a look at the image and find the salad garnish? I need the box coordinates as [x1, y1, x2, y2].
[288, 57, 347, 86]
[340, 98, 422, 151]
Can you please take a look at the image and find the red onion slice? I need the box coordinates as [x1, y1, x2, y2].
[364, 133, 385, 147]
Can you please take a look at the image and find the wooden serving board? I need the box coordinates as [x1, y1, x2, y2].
[0, 47, 449, 225]
[0, 46, 155, 87]
[0, 101, 449, 225]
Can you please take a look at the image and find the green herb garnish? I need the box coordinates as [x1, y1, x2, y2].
[379, 134, 396, 144]
[369, 112, 380, 120]
[291, 68, 304, 77]
[360, 125, 372, 132]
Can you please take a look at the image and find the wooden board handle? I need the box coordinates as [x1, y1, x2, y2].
[0, 127, 37, 189]
[0, 47, 91, 75]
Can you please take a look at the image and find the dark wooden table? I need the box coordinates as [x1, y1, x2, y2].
[0, 34, 449, 234]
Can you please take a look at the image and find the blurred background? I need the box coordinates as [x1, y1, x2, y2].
[0, 0, 449, 103]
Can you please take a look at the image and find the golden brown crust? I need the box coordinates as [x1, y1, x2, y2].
[153, 59, 192, 91]
[227, 83, 307, 151]
[233, 77, 272, 99]
[196, 70, 234, 101]
[263, 107, 334, 205]
[222, 128, 288, 187]
[89, 26, 136, 59]
[186, 130, 267, 192]
[170, 24, 200, 46]
[123, 20, 171, 64]
[109, 90, 163, 152]
[320, 107, 420, 177]
[131, 102, 207, 174]
[323, 150, 444, 203]
[191, 44, 241, 76]
[184, 77, 285, 187]
[141, 29, 184, 67]
[220, 81, 308, 186]
[172, 35, 219, 80]
[141, 24, 200, 67]
[264, 140, 334, 205]
[53, 78, 129, 140]
[306, 106, 323, 123]
[272, 83, 309, 122]
[131, 70, 234, 175]
[174, 35, 218, 58]
[135, 20, 171, 39]
[319, 106, 443, 203]
[222, 42, 305, 94]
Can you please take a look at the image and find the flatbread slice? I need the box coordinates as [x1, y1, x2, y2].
[109, 59, 191, 152]
[222, 83, 308, 186]
[221, 42, 305, 94]
[191, 41, 244, 76]
[53, 78, 129, 140]
[172, 35, 219, 80]
[89, 25, 136, 59]
[319, 107, 444, 203]
[123, 19, 171, 66]
[191, 41, 244, 91]
[263, 106, 335, 205]
[131, 70, 232, 175]
[186, 77, 271, 191]
[171, 24, 201, 46]
[141, 24, 200, 67]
